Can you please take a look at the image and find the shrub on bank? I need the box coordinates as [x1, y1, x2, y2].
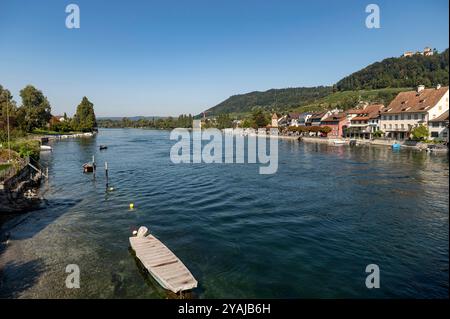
[10, 139, 40, 159]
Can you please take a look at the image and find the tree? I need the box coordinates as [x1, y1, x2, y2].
[320, 126, 332, 136]
[71, 97, 97, 132]
[216, 113, 233, 129]
[372, 130, 384, 138]
[17, 85, 52, 132]
[252, 109, 269, 128]
[411, 125, 429, 141]
[0, 85, 17, 129]
[51, 121, 72, 133]
[241, 118, 254, 128]
[309, 126, 321, 136]
[336, 49, 449, 91]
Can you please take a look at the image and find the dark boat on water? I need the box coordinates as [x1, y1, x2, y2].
[83, 161, 96, 173]
[99, 145, 108, 150]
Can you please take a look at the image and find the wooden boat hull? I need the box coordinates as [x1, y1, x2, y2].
[129, 230, 197, 293]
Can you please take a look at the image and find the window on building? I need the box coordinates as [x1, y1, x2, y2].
[400, 114, 404, 120]
[395, 115, 399, 120]
[389, 116, 393, 121]
[431, 132, 439, 138]
[421, 114, 425, 120]
[432, 122, 440, 127]
[414, 114, 419, 120]
[407, 115, 412, 120]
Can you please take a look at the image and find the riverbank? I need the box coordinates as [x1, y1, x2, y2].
[29, 131, 96, 143]
[244, 131, 448, 151]
[0, 132, 96, 223]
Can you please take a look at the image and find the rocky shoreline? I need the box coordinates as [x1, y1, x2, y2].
[0, 161, 46, 226]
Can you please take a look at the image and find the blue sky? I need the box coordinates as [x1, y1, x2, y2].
[0, 0, 448, 117]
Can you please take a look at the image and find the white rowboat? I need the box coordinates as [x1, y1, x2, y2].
[129, 226, 198, 293]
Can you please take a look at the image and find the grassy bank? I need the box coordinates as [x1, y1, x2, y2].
[1, 139, 40, 162]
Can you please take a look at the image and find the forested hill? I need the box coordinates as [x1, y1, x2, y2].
[204, 86, 333, 116]
[336, 49, 449, 91]
[202, 48, 449, 116]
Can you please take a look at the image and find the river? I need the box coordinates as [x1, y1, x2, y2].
[0, 129, 448, 298]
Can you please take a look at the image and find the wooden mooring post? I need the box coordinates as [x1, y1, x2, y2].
[105, 161, 109, 190]
[92, 155, 96, 179]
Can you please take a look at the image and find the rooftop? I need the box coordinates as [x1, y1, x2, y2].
[322, 112, 346, 122]
[349, 104, 384, 120]
[429, 110, 449, 122]
[383, 86, 448, 114]
[310, 112, 327, 120]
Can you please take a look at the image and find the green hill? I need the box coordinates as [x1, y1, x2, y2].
[336, 49, 449, 91]
[202, 48, 449, 117]
[204, 86, 333, 116]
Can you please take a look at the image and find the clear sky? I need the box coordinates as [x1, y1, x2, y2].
[0, 0, 448, 117]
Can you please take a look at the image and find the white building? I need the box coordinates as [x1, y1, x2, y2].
[429, 111, 449, 142]
[345, 104, 384, 139]
[380, 85, 449, 140]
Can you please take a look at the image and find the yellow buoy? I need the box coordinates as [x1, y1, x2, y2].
[129, 203, 134, 209]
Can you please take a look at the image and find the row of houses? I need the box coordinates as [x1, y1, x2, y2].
[272, 84, 449, 141]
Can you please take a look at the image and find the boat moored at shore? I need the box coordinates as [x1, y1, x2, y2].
[129, 226, 198, 294]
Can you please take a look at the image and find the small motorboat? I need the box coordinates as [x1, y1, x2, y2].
[331, 140, 346, 145]
[40, 145, 52, 151]
[392, 143, 401, 150]
[99, 145, 108, 150]
[426, 144, 448, 153]
[82, 162, 96, 173]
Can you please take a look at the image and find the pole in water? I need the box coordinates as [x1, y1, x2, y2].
[105, 161, 109, 190]
[92, 155, 96, 179]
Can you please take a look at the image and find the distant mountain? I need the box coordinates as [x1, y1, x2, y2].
[203, 86, 333, 116]
[336, 49, 449, 91]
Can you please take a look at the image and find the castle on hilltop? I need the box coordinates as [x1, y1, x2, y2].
[403, 47, 434, 57]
